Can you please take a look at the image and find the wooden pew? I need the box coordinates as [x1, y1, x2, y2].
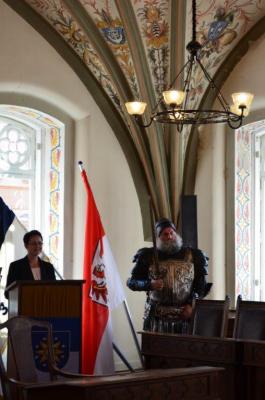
[141, 331, 265, 400]
[141, 332, 243, 400]
[243, 340, 265, 400]
[23, 367, 224, 400]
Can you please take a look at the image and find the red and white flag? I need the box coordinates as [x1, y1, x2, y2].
[80, 168, 125, 374]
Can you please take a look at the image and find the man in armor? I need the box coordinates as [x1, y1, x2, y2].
[127, 218, 211, 333]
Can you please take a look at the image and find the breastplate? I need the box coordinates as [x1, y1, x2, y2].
[149, 259, 194, 305]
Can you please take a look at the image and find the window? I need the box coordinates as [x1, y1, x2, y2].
[0, 107, 65, 312]
[0, 119, 39, 229]
[235, 120, 265, 300]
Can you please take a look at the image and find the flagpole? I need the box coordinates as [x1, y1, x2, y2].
[112, 342, 134, 372]
[123, 299, 144, 367]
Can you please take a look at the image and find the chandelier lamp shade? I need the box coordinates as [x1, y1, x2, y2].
[125, 0, 254, 130]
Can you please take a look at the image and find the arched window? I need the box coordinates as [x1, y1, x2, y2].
[235, 120, 265, 300]
[0, 106, 65, 304]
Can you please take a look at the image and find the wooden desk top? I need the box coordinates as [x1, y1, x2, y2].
[141, 331, 265, 367]
[23, 366, 224, 400]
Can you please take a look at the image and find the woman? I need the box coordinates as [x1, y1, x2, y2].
[5, 230, 56, 298]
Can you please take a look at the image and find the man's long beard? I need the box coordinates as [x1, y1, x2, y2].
[156, 234, 183, 255]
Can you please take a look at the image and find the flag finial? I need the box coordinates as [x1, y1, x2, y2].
[78, 161, 84, 172]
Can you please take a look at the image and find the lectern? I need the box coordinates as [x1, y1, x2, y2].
[6, 280, 84, 374]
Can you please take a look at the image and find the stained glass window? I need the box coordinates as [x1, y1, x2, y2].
[235, 120, 265, 300]
[0, 109, 64, 321]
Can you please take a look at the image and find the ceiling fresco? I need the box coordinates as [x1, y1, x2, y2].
[186, 0, 265, 110]
[3, 0, 265, 231]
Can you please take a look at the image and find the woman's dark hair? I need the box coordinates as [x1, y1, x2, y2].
[23, 230, 43, 245]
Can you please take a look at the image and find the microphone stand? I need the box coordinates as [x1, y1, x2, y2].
[53, 266, 64, 280]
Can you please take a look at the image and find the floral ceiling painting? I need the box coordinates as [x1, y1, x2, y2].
[4, 0, 265, 227]
[186, 0, 265, 110]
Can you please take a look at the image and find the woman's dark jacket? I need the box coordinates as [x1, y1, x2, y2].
[5, 256, 56, 299]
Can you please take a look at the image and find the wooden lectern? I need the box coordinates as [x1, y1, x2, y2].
[6, 280, 84, 374]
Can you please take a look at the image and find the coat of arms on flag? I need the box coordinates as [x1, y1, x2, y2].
[91, 259, 108, 305]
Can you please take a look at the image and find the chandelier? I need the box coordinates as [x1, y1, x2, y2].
[125, 0, 253, 130]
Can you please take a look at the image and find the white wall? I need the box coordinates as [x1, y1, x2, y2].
[0, 2, 92, 120]
[0, 1, 147, 369]
[222, 33, 265, 113]
[195, 124, 226, 299]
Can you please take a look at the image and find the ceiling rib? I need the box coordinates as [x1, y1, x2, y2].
[116, 0, 172, 218]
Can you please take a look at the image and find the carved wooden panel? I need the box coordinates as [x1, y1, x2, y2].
[142, 333, 239, 364]
[88, 374, 220, 400]
[244, 341, 265, 366]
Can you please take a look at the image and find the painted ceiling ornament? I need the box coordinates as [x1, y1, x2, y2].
[208, 8, 234, 42]
[185, 0, 265, 114]
[97, 8, 125, 45]
[137, 0, 169, 95]
[138, 2, 168, 49]
[91, 262, 108, 305]
[26, 0, 123, 117]
[83, 0, 139, 98]
[102, 26, 125, 45]
[198, 7, 237, 60]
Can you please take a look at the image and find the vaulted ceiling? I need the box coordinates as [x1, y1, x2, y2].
[4, 0, 265, 230]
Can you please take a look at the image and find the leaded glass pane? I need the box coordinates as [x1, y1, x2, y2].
[0, 122, 34, 174]
[0, 177, 31, 229]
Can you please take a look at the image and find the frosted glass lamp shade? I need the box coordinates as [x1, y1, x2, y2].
[163, 90, 185, 106]
[125, 101, 147, 115]
[231, 92, 254, 109]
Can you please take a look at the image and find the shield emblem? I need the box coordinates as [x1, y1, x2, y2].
[32, 330, 70, 372]
[208, 20, 228, 41]
[102, 27, 125, 45]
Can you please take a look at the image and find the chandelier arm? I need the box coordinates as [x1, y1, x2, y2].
[151, 97, 166, 114]
[134, 115, 154, 128]
[227, 117, 243, 130]
[167, 58, 191, 90]
[183, 57, 194, 91]
[182, 57, 195, 111]
[227, 108, 244, 129]
[196, 59, 230, 111]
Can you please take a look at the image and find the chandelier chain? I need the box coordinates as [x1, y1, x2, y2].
[192, 0, 197, 43]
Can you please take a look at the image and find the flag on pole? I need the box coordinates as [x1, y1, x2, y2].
[80, 165, 125, 374]
[0, 197, 15, 250]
